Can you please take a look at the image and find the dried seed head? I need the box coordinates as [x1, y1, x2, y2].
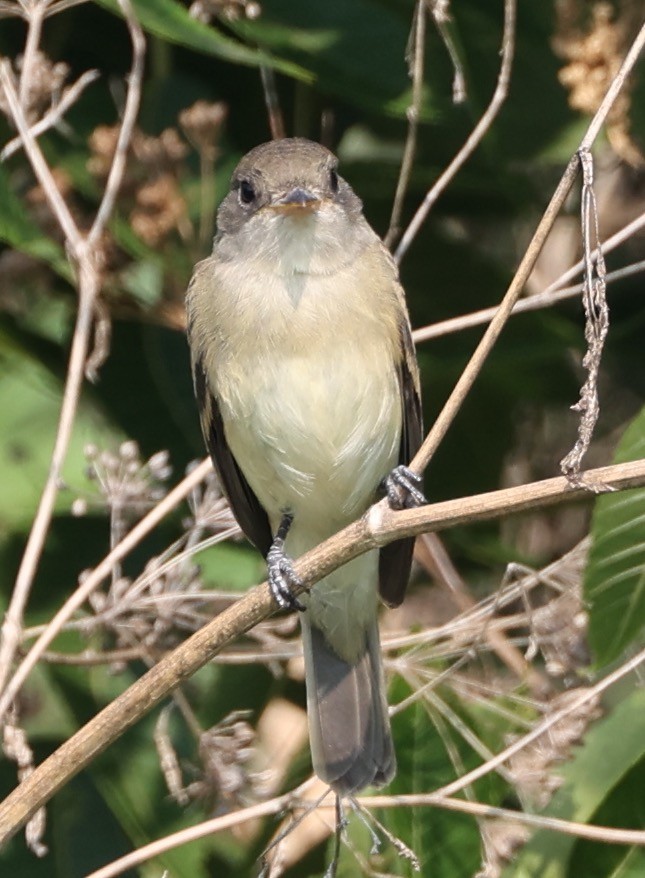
[0, 51, 69, 125]
[179, 100, 228, 157]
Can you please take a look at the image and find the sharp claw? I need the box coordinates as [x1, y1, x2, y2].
[267, 541, 305, 612]
[385, 465, 427, 510]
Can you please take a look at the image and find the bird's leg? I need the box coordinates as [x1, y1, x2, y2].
[383, 465, 426, 510]
[267, 512, 305, 612]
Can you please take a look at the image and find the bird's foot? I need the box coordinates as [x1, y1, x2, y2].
[267, 513, 305, 612]
[384, 464, 426, 510]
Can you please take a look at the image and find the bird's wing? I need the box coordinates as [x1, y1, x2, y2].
[378, 304, 423, 608]
[192, 355, 273, 557]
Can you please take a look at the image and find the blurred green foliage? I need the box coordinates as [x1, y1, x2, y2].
[0, 0, 644, 875]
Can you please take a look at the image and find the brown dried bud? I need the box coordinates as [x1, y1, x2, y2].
[179, 100, 228, 157]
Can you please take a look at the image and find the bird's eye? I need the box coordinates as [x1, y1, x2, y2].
[238, 179, 256, 205]
[329, 169, 339, 194]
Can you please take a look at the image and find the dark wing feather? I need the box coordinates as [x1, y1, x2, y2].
[378, 315, 423, 608]
[193, 356, 273, 557]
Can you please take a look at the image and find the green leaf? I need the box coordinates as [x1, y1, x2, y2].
[0, 328, 122, 531]
[230, 0, 430, 119]
[0, 165, 69, 278]
[194, 541, 263, 592]
[503, 687, 645, 878]
[585, 406, 645, 666]
[96, 0, 312, 81]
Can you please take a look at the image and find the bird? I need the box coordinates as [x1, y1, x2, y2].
[186, 137, 423, 794]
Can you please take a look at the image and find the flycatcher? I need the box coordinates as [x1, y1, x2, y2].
[186, 137, 423, 794]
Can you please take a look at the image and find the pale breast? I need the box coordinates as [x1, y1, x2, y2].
[219, 331, 401, 534]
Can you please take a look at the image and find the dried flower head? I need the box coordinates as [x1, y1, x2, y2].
[130, 173, 188, 246]
[86, 556, 206, 651]
[185, 468, 239, 536]
[88, 125, 188, 180]
[77, 441, 172, 519]
[553, 1, 644, 167]
[0, 51, 69, 125]
[506, 688, 602, 811]
[179, 100, 227, 158]
[87, 126, 189, 245]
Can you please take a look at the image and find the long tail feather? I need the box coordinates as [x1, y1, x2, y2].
[301, 615, 395, 794]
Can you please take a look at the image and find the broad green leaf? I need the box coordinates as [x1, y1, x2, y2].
[230, 0, 431, 119]
[0, 328, 122, 531]
[194, 541, 263, 592]
[585, 406, 645, 666]
[97, 0, 312, 81]
[0, 165, 69, 278]
[503, 687, 645, 878]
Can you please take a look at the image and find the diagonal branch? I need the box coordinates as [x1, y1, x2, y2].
[394, 0, 516, 262]
[409, 21, 645, 476]
[0, 456, 644, 845]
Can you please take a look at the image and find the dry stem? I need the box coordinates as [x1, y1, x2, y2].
[409, 20, 645, 477]
[0, 457, 644, 846]
[0, 0, 145, 717]
[394, 0, 516, 262]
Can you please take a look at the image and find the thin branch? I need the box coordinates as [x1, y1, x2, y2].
[424, 0, 465, 104]
[384, 0, 426, 248]
[362, 788, 645, 846]
[0, 262, 98, 698]
[0, 459, 212, 724]
[0, 457, 644, 844]
[260, 64, 285, 141]
[408, 20, 645, 476]
[431, 645, 645, 800]
[0, 61, 82, 249]
[394, 0, 516, 262]
[18, 0, 45, 109]
[1, 69, 100, 161]
[81, 755, 645, 878]
[412, 258, 645, 343]
[0, 0, 145, 719]
[84, 779, 322, 878]
[543, 208, 645, 295]
[87, 0, 144, 248]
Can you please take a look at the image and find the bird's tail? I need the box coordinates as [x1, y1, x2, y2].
[300, 613, 395, 794]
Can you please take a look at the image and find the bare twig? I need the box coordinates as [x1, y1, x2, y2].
[84, 778, 321, 878]
[17, 1, 46, 110]
[1, 68, 100, 161]
[260, 64, 285, 141]
[362, 785, 645, 845]
[0, 0, 145, 720]
[424, 0, 465, 104]
[412, 258, 645, 343]
[87, 0, 144, 249]
[408, 21, 645, 476]
[384, 0, 427, 248]
[395, 0, 516, 262]
[81, 724, 645, 878]
[0, 457, 644, 844]
[543, 208, 645, 295]
[431, 646, 645, 800]
[0, 458, 212, 723]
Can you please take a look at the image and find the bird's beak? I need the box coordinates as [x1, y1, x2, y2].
[270, 187, 321, 214]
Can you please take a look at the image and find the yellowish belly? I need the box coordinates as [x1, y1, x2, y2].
[219, 345, 401, 540]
